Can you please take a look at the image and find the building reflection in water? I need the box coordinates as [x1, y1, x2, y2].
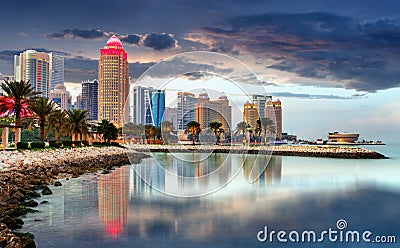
[243, 155, 282, 185]
[97, 166, 129, 239]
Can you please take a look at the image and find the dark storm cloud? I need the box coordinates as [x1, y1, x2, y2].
[142, 33, 178, 51]
[120, 34, 142, 45]
[44, 29, 178, 51]
[191, 12, 400, 92]
[44, 28, 109, 40]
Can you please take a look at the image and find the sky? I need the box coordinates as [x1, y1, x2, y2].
[0, 0, 399, 142]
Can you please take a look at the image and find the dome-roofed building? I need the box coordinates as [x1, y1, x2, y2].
[49, 83, 72, 110]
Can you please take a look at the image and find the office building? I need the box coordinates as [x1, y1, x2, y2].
[195, 92, 232, 133]
[177, 92, 197, 130]
[131, 86, 154, 125]
[98, 35, 129, 127]
[49, 52, 64, 90]
[150, 90, 165, 127]
[76, 94, 84, 110]
[252, 95, 272, 119]
[163, 107, 177, 131]
[243, 101, 259, 131]
[49, 84, 72, 110]
[265, 99, 282, 140]
[82, 79, 99, 121]
[14, 50, 50, 97]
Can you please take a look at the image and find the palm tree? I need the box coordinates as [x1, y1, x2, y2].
[29, 97, 56, 141]
[97, 119, 118, 143]
[235, 121, 250, 144]
[65, 109, 88, 142]
[145, 125, 156, 142]
[48, 109, 67, 141]
[260, 117, 276, 144]
[0, 80, 40, 143]
[135, 123, 146, 144]
[209, 121, 223, 144]
[161, 121, 173, 144]
[186, 121, 201, 145]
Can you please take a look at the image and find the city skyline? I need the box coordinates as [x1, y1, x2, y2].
[0, 1, 399, 142]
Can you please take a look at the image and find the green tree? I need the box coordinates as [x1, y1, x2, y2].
[98, 119, 118, 143]
[186, 121, 201, 145]
[48, 109, 67, 141]
[161, 121, 173, 144]
[145, 125, 156, 142]
[0, 80, 40, 142]
[235, 121, 250, 144]
[65, 109, 88, 142]
[260, 117, 276, 144]
[29, 97, 56, 141]
[209, 121, 223, 144]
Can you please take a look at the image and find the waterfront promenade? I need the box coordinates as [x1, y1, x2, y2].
[127, 144, 387, 159]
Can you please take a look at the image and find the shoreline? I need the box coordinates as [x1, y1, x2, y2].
[0, 146, 149, 248]
[128, 144, 388, 159]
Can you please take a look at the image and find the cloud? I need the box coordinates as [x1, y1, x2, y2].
[44, 29, 178, 51]
[185, 12, 400, 92]
[270, 92, 356, 100]
[142, 33, 178, 51]
[44, 28, 109, 40]
[120, 34, 142, 44]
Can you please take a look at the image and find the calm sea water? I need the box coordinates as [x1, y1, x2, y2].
[21, 145, 400, 247]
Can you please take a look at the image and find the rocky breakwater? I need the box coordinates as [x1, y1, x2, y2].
[0, 146, 149, 248]
[128, 144, 387, 159]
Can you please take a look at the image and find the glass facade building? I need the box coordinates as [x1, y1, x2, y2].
[150, 90, 165, 127]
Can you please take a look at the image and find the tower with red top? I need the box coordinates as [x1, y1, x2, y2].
[98, 35, 129, 127]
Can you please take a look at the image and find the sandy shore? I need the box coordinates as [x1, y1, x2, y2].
[0, 146, 149, 248]
[127, 144, 387, 159]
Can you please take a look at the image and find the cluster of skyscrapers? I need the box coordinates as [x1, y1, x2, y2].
[243, 95, 282, 140]
[9, 35, 282, 136]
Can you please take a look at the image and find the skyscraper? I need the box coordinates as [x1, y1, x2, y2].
[163, 107, 177, 131]
[195, 92, 232, 133]
[98, 35, 129, 127]
[49, 52, 65, 90]
[82, 79, 99, 121]
[76, 94, 84, 110]
[252, 94, 272, 119]
[49, 84, 72, 110]
[265, 99, 282, 140]
[150, 90, 165, 127]
[243, 101, 259, 131]
[131, 86, 154, 125]
[14, 50, 50, 97]
[177, 92, 197, 130]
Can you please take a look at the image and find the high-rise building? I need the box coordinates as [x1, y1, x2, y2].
[98, 35, 129, 127]
[252, 95, 272, 119]
[131, 86, 154, 125]
[265, 99, 282, 140]
[195, 92, 232, 133]
[76, 94, 84, 110]
[163, 107, 177, 131]
[82, 79, 99, 121]
[49, 84, 72, 110]
[14, 50, 50, 97]
[177, 92, 197, 130]
[150, 90, 165, 127]
[49, 52, 64, 90]
[243, 101, 259, 131]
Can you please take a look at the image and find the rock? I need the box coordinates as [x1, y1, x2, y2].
[39, 200, 49, 204]
[22, 200, 38, 207]
[41, 187, 52, 195]
[24, 191, 40, 199]
[2, 216, 17, 229]
[54, 181, 62, 187]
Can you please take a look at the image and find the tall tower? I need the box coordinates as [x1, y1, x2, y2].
[151, 90, 165, 127]
[49, 52, 65, 90]
[82, 79, 99, 121]
[14, 50, 50, 97]
[265, 99, 282, 140]
[243, 101, 259, 131]
[177, 92, 197, 130]
[98, 35, 129, 127]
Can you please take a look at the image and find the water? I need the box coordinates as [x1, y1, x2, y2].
[20, 145, 400, 247]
